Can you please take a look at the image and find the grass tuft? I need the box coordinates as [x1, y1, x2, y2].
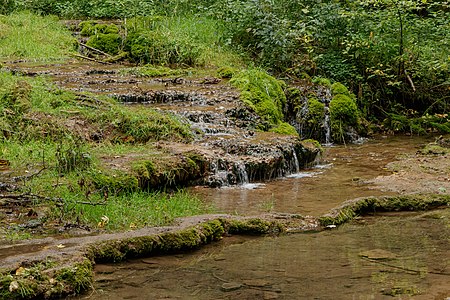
[0, 12, 76, 61]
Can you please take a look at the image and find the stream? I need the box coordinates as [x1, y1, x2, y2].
[77, 211, 449, 300]
[74, 135, 449, 299]
[190, 135, 431, 216]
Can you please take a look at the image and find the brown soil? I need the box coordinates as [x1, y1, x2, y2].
[368, 141, 450, 194]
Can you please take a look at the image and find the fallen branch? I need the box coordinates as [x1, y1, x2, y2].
[71, 53, 112, 65]
[75, 200, 107, 206]
[79, 42, 112, 57]
[0, 192, 64, 206]
[362, 257, 450, 276]
[404, 69, 416, 92]
[12, 167, 46, 183]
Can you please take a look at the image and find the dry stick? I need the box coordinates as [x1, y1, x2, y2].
[79, 42, 113, 57]
[362, 257, 450, 276]
[75, 200, 107, 206]
[71, 53, 112, 65]
[11, 167, 46, 182]
[404, 69, 416, 92]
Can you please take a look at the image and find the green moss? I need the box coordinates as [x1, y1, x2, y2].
[123, 65, 188, 77]
[90, 220, 227, 262]
[89, 170, 139, 194]
[80, 22, 119, 37]
[307, 98, 325, 127]
[269, 122, 299, 136]
[54, 259, 93, 294]
[227, 218, 284, 235]
[319, 194, 450, 226]
[285, 87, 303, 110]
[216, 66, 237, 78]
[311, 76, 331, 87]
[419, 144, 449, 155]
[86, 33, 122, 55]
[329, 94, 359, 141]
[230, 69, 286, 127]
[331, 82, 350, 96]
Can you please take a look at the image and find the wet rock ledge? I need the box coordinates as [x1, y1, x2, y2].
[1, 194, 448, 299]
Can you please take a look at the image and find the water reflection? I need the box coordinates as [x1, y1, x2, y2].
[191, 135, 432, 216]
[78, 209, 449, 299]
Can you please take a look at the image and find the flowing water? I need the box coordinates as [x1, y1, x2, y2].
[76, 210, 450, 300]
[190, 135, 432, 216]
[71, 135, 450, 300]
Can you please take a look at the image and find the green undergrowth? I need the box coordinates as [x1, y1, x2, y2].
[0, 71, 192, 143]
[230, 69, 298, 135]
[382, 113, 450, 135]
[0, 11, 75, 61]
[0, 258, 93, 300]
[124, 16, 242, 68]
[319, 194, 450, 226]
[76, 16, 243, 69]
[0, 71, 211, 233]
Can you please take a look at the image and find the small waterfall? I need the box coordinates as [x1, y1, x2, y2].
[324, 111, 331, 145]
[235, 162, 249, 184]
[292, 149, 300, 173]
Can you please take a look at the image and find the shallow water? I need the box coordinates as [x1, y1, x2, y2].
[76, 209, 450, 299]
[191, 135, 433, 216]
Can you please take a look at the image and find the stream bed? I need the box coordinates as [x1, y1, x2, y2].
[73, 135, 449, 299]
[191, 135, 433, 216]
[77, 210, 449, 300]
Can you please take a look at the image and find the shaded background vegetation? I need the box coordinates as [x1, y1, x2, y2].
[3, 0, 449, 125]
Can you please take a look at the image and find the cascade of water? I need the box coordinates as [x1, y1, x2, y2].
[292, 148, 300, 173]
[324, 112, 331, 145]
[235, 162, 249, 184]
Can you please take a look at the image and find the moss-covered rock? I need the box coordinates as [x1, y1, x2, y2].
[319, 194, 450, 226]
[217, 66, 237, 79]
[269, 122, 298, 136]
[329, 94, 359, 142]
[331, 82, 350, 96]
[89, 170, 139, 193]
[86, 33, 122, 55]
[230, 69, 287, 128]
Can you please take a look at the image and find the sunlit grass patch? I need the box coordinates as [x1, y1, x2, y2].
[67, 190, 211, 230]
[0, 11, 76, 61]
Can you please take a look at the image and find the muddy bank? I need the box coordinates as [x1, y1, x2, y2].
[1, 194, 449, 299]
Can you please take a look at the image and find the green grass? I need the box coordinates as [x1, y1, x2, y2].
[125, 15, 243, 68]
[68, 190, 211, 230]
[0, 70, 208, 234]
[0, 11, 76, 61]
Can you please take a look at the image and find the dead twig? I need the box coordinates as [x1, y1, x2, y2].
[362, 257, 450, 276]
[71, 53, 112, 65]
[11, 167, 46, 183]
[78, 42, 112, 57]
[75, 200, 107, 206]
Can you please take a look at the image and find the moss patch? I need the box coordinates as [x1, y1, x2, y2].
[319, 194, 450, 226]
[230, 69, 287, 129]
[0, 258, 93, 300]
[86, 33, 122, 55]
[329, 94, 359, 142]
